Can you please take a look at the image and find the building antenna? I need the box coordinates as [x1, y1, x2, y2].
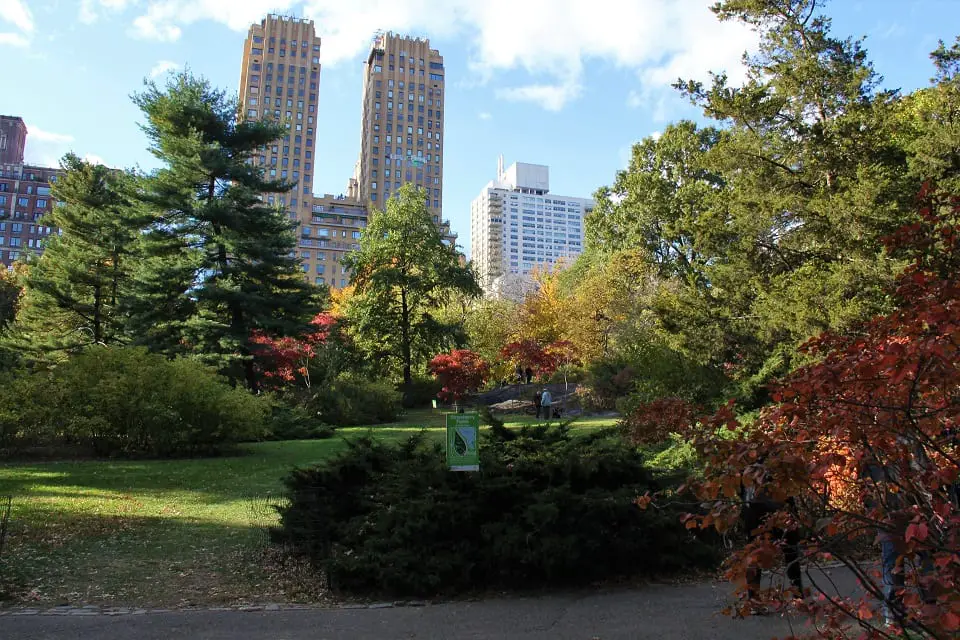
[497, 154, 504, 180]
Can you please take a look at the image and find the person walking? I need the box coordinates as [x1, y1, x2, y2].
[533, 389, 543, 419]
[540, 388, 553, 421]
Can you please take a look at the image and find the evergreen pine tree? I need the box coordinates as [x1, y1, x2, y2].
[14, 154, 140, 358]
[130, 71, 319, 390]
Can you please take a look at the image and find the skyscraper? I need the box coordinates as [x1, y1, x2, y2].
[239, 14, 370, 289]
[239, 14, 322, 215]
[353, 32, 448, 229]
[471, 159, 594, 299]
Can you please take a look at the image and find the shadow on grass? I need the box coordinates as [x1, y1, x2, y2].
[0, 505, 307, 608]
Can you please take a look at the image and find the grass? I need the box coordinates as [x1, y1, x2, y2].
[0, 409, 618, 608]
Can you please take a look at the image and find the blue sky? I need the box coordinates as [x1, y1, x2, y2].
[2, 0, 958, 257]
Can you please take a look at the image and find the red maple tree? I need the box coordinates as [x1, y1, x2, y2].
[640, 187, 960, 638]
[500, 339, 579, 381]
[250, 312, 339, 390]
[428, 349, 490, 404]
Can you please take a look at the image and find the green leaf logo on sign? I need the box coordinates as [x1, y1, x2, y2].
[446, 412, 480, 471]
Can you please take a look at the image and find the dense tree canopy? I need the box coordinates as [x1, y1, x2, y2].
[343, 184, 480, 386]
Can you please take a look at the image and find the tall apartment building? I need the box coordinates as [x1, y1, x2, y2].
[471, 159, 594, 299]
[0, 127, 60, 268]
[239, 15, 369, 288]
[0, 116, 27, 165]
[239, 14, 322, 218]
[352, 32, 450, 233]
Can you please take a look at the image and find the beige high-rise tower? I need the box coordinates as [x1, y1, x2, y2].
[239, 15, 322, 216]
[353, 32, 448, 230]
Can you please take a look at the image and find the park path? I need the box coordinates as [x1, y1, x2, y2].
[3, 566, 862, 640]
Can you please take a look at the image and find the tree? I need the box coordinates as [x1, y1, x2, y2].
[646, 187, 960, 638]
[0, 264, 23, 331]
[251, 312, 339, 390]
[130, 71, 319, 390]
[15, 154, 141, 356]
[587, 121, 722, 286]
[584, 0, 926, 404]
[896, 37, 960, 192]
[515, 268, 569, 345]
[463, 297, 519, 364]
[428, 349, 489, 405]
[342, 183, 480, 387]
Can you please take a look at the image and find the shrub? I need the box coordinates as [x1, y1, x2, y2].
[0, 347, 266, 457]
[308, 374, 401, 426]
[397, 375, 441, 409]
[264, 396, 335, 441]
[582, 359, 637, 410]
[273, 426, 720, 596]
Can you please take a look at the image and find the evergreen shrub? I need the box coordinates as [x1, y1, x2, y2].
[273, 425, 719, 596]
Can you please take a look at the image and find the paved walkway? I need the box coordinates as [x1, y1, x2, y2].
[3, 566, 862, 640]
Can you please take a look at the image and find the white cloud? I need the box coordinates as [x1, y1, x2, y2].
[0, 32, 28, 46]
[0, 0, 33, 33]
[23, 125, 75, 168]
[478, 112, 492, 120]
[149, 59, 180, 78]
[83, 153, 109, 167]
[80, 0, 137, 24]
[125, 0, 758, 111]
[0, 0, 33, 47]
[496, 82, 582, 112]
[626, 90, 642, 109]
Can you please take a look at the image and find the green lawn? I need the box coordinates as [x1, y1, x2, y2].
[0, 410, 617, 608]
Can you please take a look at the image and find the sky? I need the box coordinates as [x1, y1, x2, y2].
[1, 0, 959, 257]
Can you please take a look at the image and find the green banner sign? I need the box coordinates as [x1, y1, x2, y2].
[446, 412, 480, 471]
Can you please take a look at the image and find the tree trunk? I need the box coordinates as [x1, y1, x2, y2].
[92, 282, 102, 345]
[400, 286, 412, 386]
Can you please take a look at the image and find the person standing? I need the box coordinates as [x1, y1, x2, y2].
[515, 364, 523, 384]
[533, 389, 543, 419]
[525, 367, 533, 384]
[540, 388, 552, 421]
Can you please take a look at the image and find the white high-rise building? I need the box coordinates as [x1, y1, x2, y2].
[470, 158, 594, 299]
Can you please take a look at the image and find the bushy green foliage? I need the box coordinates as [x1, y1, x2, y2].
[398, 375, 441, 409]
[308, 374, 401, 426]
[0, 347, 265, 456]
[274, 426, 720, 596]
[263, 395, 335, 441]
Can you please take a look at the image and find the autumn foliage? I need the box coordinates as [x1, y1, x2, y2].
[621, 397, 701, 446]
[428, 349, 490, 403]
[499, 339, 580, 381]
[640, 188, 960, 638]
[251, 312, 339, 390]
